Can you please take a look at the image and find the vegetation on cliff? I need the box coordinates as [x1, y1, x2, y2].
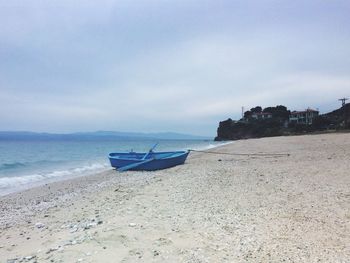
[215, 104, 350, 141]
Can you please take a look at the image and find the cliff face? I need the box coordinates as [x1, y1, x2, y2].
[215, 104, 350, 141]
[215, 118, 283, 141]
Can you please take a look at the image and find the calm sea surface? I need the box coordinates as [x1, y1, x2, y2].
[0, 138, 228, 195]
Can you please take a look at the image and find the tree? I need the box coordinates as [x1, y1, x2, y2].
[244, 110, 252, 119]
[263, 105, 290, 121]
[250, 106, 262, 113]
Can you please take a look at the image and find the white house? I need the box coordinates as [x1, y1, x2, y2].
[289, 108, 319, 125]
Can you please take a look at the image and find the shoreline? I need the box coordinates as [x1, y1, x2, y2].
[1, 133, 349, 262]
[0, 140, 230, 198]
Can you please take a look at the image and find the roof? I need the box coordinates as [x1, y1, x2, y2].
[291, 108, 319, 114]
[252, 112, 272, 115]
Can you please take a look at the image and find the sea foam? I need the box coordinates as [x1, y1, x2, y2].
[0, 162, 110, 196]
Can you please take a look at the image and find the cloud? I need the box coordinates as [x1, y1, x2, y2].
[0, 0, 349, 135]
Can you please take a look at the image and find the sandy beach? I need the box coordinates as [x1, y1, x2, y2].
[1, 133, 349, 263]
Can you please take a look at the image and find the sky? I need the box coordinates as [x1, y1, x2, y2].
[0, 0, 349, 136]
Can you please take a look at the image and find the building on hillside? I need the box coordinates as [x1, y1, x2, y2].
[251, 112, 272, 120]
[289, 108, 319, 125]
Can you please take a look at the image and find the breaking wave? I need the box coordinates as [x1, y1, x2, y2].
[0, 162, 110, 196]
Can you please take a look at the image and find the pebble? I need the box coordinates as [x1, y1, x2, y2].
[35, 222, 45, 229]
[46, 247, 59, 254]
[25, 255, 36, 260]
[58, 246, 64, 252]
[83, 222, 97, 230]
[129, 223, 136, 227]
[70, 227, 78, 233]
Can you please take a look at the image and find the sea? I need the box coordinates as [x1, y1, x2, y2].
[0, 137, 229, 196]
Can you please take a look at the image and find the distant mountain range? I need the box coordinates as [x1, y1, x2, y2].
[0, 131, 211, 141]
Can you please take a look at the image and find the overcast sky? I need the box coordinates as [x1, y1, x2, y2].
[0, 0, 349, 136]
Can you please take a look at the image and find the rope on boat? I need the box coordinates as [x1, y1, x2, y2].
[188, 149, 290, 157]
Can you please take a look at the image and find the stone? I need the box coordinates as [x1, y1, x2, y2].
[70, 226, 78, 233]
[35, 222, 45, 229]
[46, 246, 60, 254]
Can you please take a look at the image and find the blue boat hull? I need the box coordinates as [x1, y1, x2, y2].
[108, 151, 190, 171]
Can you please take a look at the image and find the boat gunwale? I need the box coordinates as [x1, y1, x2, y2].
[108, 150, 189, 161]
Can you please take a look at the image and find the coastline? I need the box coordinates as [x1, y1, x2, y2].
[1, 133, 349, 262]
[0, 140, 226, 197]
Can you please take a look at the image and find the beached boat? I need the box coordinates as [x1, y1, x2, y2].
[108, 150, 190, 171]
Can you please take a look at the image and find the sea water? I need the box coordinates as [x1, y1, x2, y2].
[0, 138, 228, 196]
